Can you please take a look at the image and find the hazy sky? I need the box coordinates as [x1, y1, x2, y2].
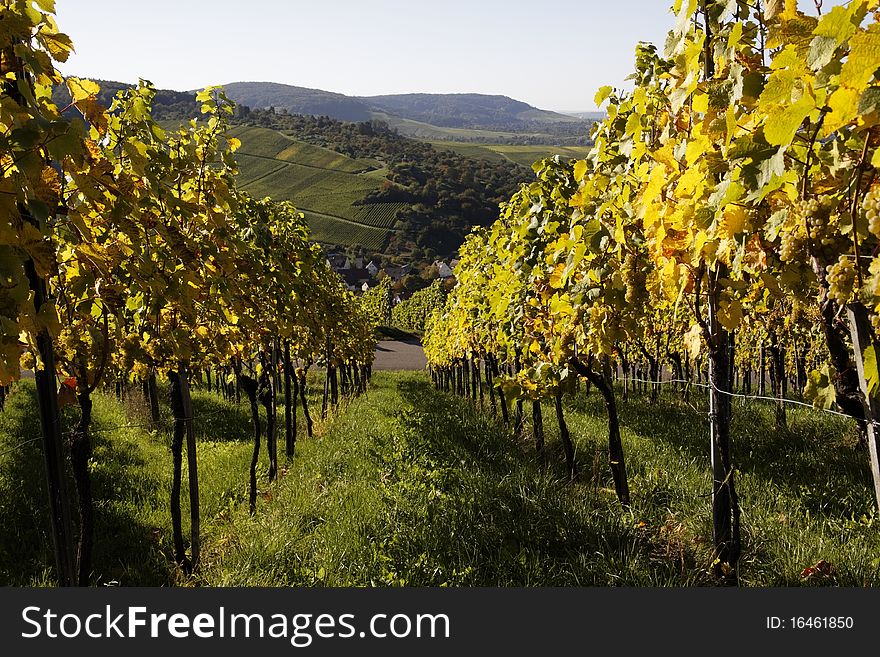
[55, 0, 835, 112]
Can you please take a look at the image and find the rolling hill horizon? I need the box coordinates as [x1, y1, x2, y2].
[217, 81, 591, 143]
[55, 75, 594, 144]
[215, 81, 583, 125]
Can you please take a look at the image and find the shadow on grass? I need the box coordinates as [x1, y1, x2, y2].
[86, 418, 174, 586]
[0, 383, 174, 586]
[565, 387, 872, 519]
[191, 391, 253, 444]
[377, 377, 706, 586]
[0, 382, 57, 585]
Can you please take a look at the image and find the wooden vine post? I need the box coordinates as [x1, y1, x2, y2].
[846, 303, 880, 512]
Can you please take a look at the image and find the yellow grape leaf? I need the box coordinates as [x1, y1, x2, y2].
[813, 4, 860, 44]
[676, 166, 704, 198]
[661, 260, 681, 302]
[684, 323, 703, 357]
[35, 301, 62, 337]
[549, 263, 566, 289]
[66, 77, 100, 102]
[685, 129, 710, 166]
[764, 0, 783, 20]
[727, 21, 743, 52]
[718, 205, 748, 238]
[759, 65, 799, 107]
[641, 167, 666, 215]
[573, 159, 588, 182]
[804, 364, 838, 409]
[18, 222, 55, 277]
[41, 32, 73, 63]
[594, 86, 613, 108]
[764, 94, 814, 146]
[652, 143, 679, 171]
[625, 112, 641, 138]
[716, 298, 743, 331]
[839, 24, 880, 92]
[824, 85, 861, 134]
[691, 91, 709, 115]
[865, 345, 879, 395]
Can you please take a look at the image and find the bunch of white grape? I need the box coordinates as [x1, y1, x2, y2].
[863, 186, 880, 237]
[623, 252, 647, 306]
[826, 256, 856, 306]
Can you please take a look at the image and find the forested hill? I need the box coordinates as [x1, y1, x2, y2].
[221, 81, 374, 122]
[52, 79, 575, 259]
[52, 79, 198, 120]
[237, 109, 525, 258]
[361, 92, 580, 130]
[225, 82, 591, 143]
[55, 79, 593, 144]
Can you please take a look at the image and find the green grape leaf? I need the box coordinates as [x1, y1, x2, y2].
[804, 364, 838, 409]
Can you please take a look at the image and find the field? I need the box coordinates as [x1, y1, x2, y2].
[372, 112, 547, 142]
[429, 141, 592, 168]
[303, 210, 393, 251]
[2, 371, 877, 586]
[228, 126, 402, 249]
[228, 126, 380, 172]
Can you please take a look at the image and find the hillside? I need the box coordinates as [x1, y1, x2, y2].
[224, 81, 592, 144]
[362, 92, 581, 129]
[222, 81, 373, 122]
[231, 113, 527, 258]
[428, 141, 592, 168]
[56, 78, 593, 144]
[229, 125, 401, 251]
[52, 78, 591, 257]
[231, 115, 605, 261]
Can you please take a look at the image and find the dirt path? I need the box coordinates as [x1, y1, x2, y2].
[372, 340, 427, 371]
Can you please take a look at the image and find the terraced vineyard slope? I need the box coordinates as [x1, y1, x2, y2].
[229, 126, 403, 250]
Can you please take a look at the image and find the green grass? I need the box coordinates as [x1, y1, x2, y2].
[0, 375, 327, 586]
[2, 372, 877, 586]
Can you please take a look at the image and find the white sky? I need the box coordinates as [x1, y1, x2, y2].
[55, 0, 840, 112]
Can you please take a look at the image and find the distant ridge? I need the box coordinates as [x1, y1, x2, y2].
[220, 82, 589, 139]
[558, 110, 606, 120]
[359, 92, 581, 129]
[221, 81, 373, 122]
[55, 77, 593, 144]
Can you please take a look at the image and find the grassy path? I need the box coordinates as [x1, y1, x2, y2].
[0, 372, 878, 586]
[198, 373, 880, 587]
